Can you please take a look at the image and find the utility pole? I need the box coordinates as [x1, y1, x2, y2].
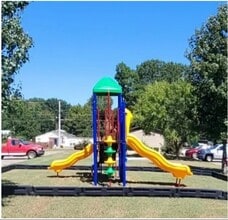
[58, 100, 61, 148]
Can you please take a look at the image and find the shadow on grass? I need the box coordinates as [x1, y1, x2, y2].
[2, 179, 18, 207]
[127, 153, 142, 158]
[47, 171, 120, 186]
[47, 171, 186, 187]
[189, 165, 221, 172]
[47, 171, 94, 183]
[126, 179, 186, 187]
[2, 179, 18, 185]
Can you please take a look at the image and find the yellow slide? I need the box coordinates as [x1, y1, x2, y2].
[48, 144, 93, 174]
[125, 108, 192, 180]
[127, 134, 192, 179]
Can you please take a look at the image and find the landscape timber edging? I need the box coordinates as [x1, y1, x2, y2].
[2, 185, 227, 200]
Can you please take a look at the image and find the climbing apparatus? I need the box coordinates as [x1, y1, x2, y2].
[104, 135, 116, 185]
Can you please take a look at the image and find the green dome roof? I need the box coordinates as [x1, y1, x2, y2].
[93, 77, 122, 95]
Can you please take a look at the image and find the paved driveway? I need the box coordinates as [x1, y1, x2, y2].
[1, 150, 58, 167]
[1, 156, 28, 167]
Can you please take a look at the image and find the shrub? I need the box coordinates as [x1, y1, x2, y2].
[74, 140, 91, 150]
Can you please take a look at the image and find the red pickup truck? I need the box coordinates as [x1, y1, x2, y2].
[2, 138, 45, 159]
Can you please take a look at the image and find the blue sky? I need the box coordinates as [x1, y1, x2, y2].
[15, 1, 224, 106]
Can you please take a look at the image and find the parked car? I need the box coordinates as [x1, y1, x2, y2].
[197, 144, 228, 162]
[185, 142, 212, 159]
[179, 147, 190, 156]
[185, 147, 200, 159]
[2, 137, 45, 159]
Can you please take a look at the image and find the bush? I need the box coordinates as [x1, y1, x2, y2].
[74, 140, 91, 150]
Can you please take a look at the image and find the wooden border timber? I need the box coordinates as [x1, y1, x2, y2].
[2, 164, 227, 199]
[2, 185, 227, 200]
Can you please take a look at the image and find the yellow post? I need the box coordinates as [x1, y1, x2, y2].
[125, 108, 133, 136]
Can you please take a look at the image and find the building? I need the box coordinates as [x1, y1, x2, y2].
[35, 130, 92, 148]
[1, 130, 11, 139]
[130, 129, 164, 152]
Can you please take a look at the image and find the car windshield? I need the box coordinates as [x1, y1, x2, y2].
[19, 139, 30, 145]
[209, 144, 222, 150]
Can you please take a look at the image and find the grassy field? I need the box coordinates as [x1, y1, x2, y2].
[16, 148, 224, 169]
[2, 148, 228, 218]
[2, 196, 227, 218]
[2, 169, 227, 190]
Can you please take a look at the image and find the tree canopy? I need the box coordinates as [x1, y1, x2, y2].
[2, 97, 72, 139]
[114, 62, 138, 109]
[133, 81, 197, 156]
[2, 1, 33, 108]
[114, 60, 190, 110]
[186, 4, 227, 141]
[63, 103, 92, 137]
[136, 59, 189, 84]
[2, 98, 44, 139]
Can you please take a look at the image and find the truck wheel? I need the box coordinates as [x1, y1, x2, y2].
[27, 151, 37, 159]
[1, 156, 4, 159]
[206, 155, 213, 162]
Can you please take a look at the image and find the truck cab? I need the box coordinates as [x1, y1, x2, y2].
[2, 138, 45, 159]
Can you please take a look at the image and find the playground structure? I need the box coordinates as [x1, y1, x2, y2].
[48, 77, 193, 186]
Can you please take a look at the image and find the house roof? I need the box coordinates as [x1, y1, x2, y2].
[36, 130, 77, 139]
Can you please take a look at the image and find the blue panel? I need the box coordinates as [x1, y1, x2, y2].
[118, 95, 127, 186]
[121, 98, 126, 186]
[118, 95, 122, 181]
[92, 94, 98, 185]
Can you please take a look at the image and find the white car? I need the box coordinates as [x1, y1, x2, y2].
[197, 144, 227, 162]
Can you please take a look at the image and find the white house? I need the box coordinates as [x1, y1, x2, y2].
[35, 130, 92, 148]
[130, 129, 164, 152]
[2, 130, 11, 138]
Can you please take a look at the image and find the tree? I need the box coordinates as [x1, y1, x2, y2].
[114, 62, 139, 109]
[114, 60, 190, 110]
[63, 103, 92, 137]
[44, 98, 71, 129]
[133, 81, 197, 157]
[2, 97, 69, 139]
[27, 98, 56, 133]
[2, 98, 43, 139]
[136, 59, 189, 84]
[2, 1, 33, 108]
[186, 4, 227, 141]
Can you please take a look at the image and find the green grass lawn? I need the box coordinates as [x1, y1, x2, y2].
[15, 148, 223, 169]
[2, 148, 228, 218]
[2, 196, 227, 218]
[2, 169, 227, 190]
